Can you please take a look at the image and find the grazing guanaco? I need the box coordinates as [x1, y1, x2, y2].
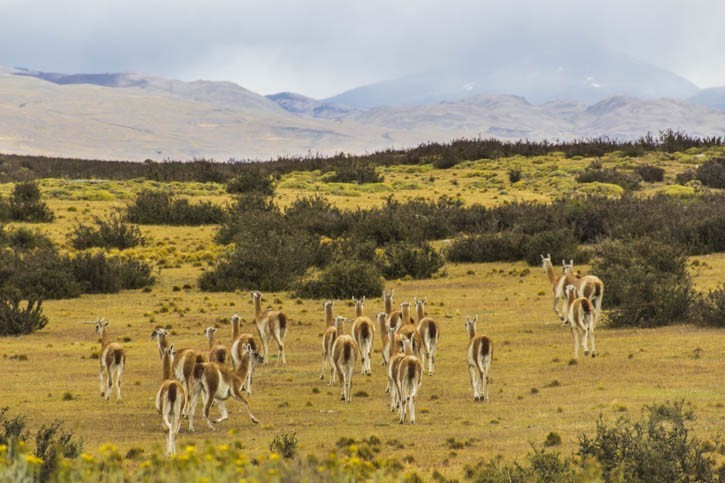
[331, 323, 358, 402]
[251, 291, 288, 365]
[95, 319, 125, 401]
[413, 297, 440, 375]
[465, 315, 493, 402]
[564, 284, 597, 358]
[155, 345, 185, 456]
[352, 296, 375, 376]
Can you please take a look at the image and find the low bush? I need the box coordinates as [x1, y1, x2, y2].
[0, 297, 48, 336]
[689, 285, 725, 327]
[0, 181, 54, 222]
[592, 238, 692, 327]
[378, 241, 444, 279]
[325, 162, 383, 184]
[69, 213, 146, 250]
[294, 259, 384, 299]
[576, 167, 641, 191]
[520, 229, 582, 267]
[67, 251, 155, 294]
[226, 167, 275, 195]
[694, 157, 725, 189]
[636, 164, 665, 182]
[579, 401, 717, 483]
[125, 189, 224, 225]
[269, 432, 298, 459]
[446, 232, 524, 263]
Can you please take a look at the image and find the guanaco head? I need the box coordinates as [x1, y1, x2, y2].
[465, 315, 478, 338]
[230, 314, 241, 325]
[95, 318, 109, 335]
[334, 315, 347, 328]
[541, 253, 552, 269]
[242, 343, 265, 364]
[204, 326, 217, 338]
[562, 259, 574, 274]
[251, 291, 262, 303]
[376, 312, 387, 326]
[323, 300, 334, 311]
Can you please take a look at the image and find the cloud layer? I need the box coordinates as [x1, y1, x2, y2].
[2, 0, 724, 98]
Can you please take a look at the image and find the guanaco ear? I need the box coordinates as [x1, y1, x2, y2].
[169, 344, 175, 354]
[473, 315, 478, 323]
[362, 296, 365, 303]
[423, 297, 427, 304]
[569, 259, 573, 266]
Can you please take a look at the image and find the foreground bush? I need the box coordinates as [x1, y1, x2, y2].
[592, 238, 692, 327]
[294, 259, 384, 299]
[324, 162, 383, 184]
[0, 181, 54, 222]
[68, 251, 155, 294]
[125, 190, 224, 225]
[378, 241, 444, 279]
[689, 285, 725, 328]
[693, 157, 725, 189]
[0, 297, 48, 336]
[69, 213, 146, 250]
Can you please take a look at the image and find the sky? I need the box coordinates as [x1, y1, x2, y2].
[1, 0, 724, 99]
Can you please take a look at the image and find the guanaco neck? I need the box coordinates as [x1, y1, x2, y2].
[100, 327, 110, 348]
[231, 317, 240, 341]
[253, 293, 263, 324]
[335, 320, 345, 338]
[466, 322, 477, 340]
[324, 302, 333, 327]
[564, 269, 579, 288]
[543, 259, 557, 286]
[206, 331, 215, 350]
[383, 293, 393, 315]
[401, 303, 411, 325]
[415, 301, 425, 323]
[162, 350, 172, 380]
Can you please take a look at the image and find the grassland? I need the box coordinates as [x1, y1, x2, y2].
[1, 148, 723, 479]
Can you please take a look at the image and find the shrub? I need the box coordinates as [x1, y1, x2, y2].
[378, 241, 444, 279]
[294, 259, 384, 299]
[284, 195, 347, 238]
[202, 211, 321, 292]
[269, 432, 298, 459]
[0, 246, 81, 300]
[2, 181, 54, 222]
[325, 162, 383, 184]
[520, 229, 582, 267]
[446, 233, 524, 263]
[67, 252, 154, 294]
[508, 168, 523, 184]
[226, 167, 275, 195]
[0, 297, 48, 336]
[689, 285, 725, 327]
[694, 157, 725, 189]
[592, 238, 692, 327]
[1, 226, 54, 251]
[636, 164, 665, 182]
[576, 167, 641, 191]
[69, 213, 146, 250]
[578, 401, 717, 483]
[125, 190, 224, 225]
[34, 419, 83, 482]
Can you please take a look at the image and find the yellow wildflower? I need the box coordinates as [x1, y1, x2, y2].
[81, 453, 95, 463]
[24, 454, 44, 465]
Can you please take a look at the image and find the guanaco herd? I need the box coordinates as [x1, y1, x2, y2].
[90, 258, 603, 456]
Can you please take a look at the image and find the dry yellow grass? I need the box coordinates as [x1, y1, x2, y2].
[1, 153, 724, 478]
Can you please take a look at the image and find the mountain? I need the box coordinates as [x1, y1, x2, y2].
[1, 66, 724, 161]
[688, 86, 725, 111]
[326, 49, 700, 108]
[266, 92, 359, 119]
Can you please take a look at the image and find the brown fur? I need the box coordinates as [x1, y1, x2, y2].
[189, 361, 258, 429]
[332, 334, 358, 402]
[252, 291, 288, 365]
[96, 320, 126, 401]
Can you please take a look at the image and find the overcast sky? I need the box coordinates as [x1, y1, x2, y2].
[1, 0, 724, 98]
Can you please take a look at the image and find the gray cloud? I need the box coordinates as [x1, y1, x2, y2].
[2, 0, 724, 98]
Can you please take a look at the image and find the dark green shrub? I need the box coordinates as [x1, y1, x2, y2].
[3, 181, 54, 222]
[463, 447, 574, 483]
[0, 406, 29, 445]
[269, 432, 298, 459]
[689, 285, 725, 327]
[378, 241, 444, 279]
[294, 259, 384, 299]
[446, 232, 524, 263]
[508, 168, 523, 184]
[325, 162, 383, 184]
[576, 167, 641, 190]
[285, 195, 347, 238]
[226, 167, 275, 195]
[675, 169, 697, 185]
[636, 164, 665, 182]
[69, 213, 145, 250]
[0, 246, 81, 300]
[578, 401, 717, 483]
[1, 226, 55, 251]
[592, 238, 692, 327]
[125, 190, 224, 225]
[694, 157, 725, 188]
[67, 252, 154, 294]
[202, 211, 321, 292]
[520, 229, 581, 266]
[0, 296, 48, 336]
[34, 419, 83, 482]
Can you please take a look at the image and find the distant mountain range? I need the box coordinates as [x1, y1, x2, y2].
[1, 61, 724, 161]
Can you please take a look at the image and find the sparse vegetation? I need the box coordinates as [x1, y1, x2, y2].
[69, 212, 146, 250]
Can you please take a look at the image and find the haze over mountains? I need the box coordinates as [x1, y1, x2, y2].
[1, 53, 724, 161]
